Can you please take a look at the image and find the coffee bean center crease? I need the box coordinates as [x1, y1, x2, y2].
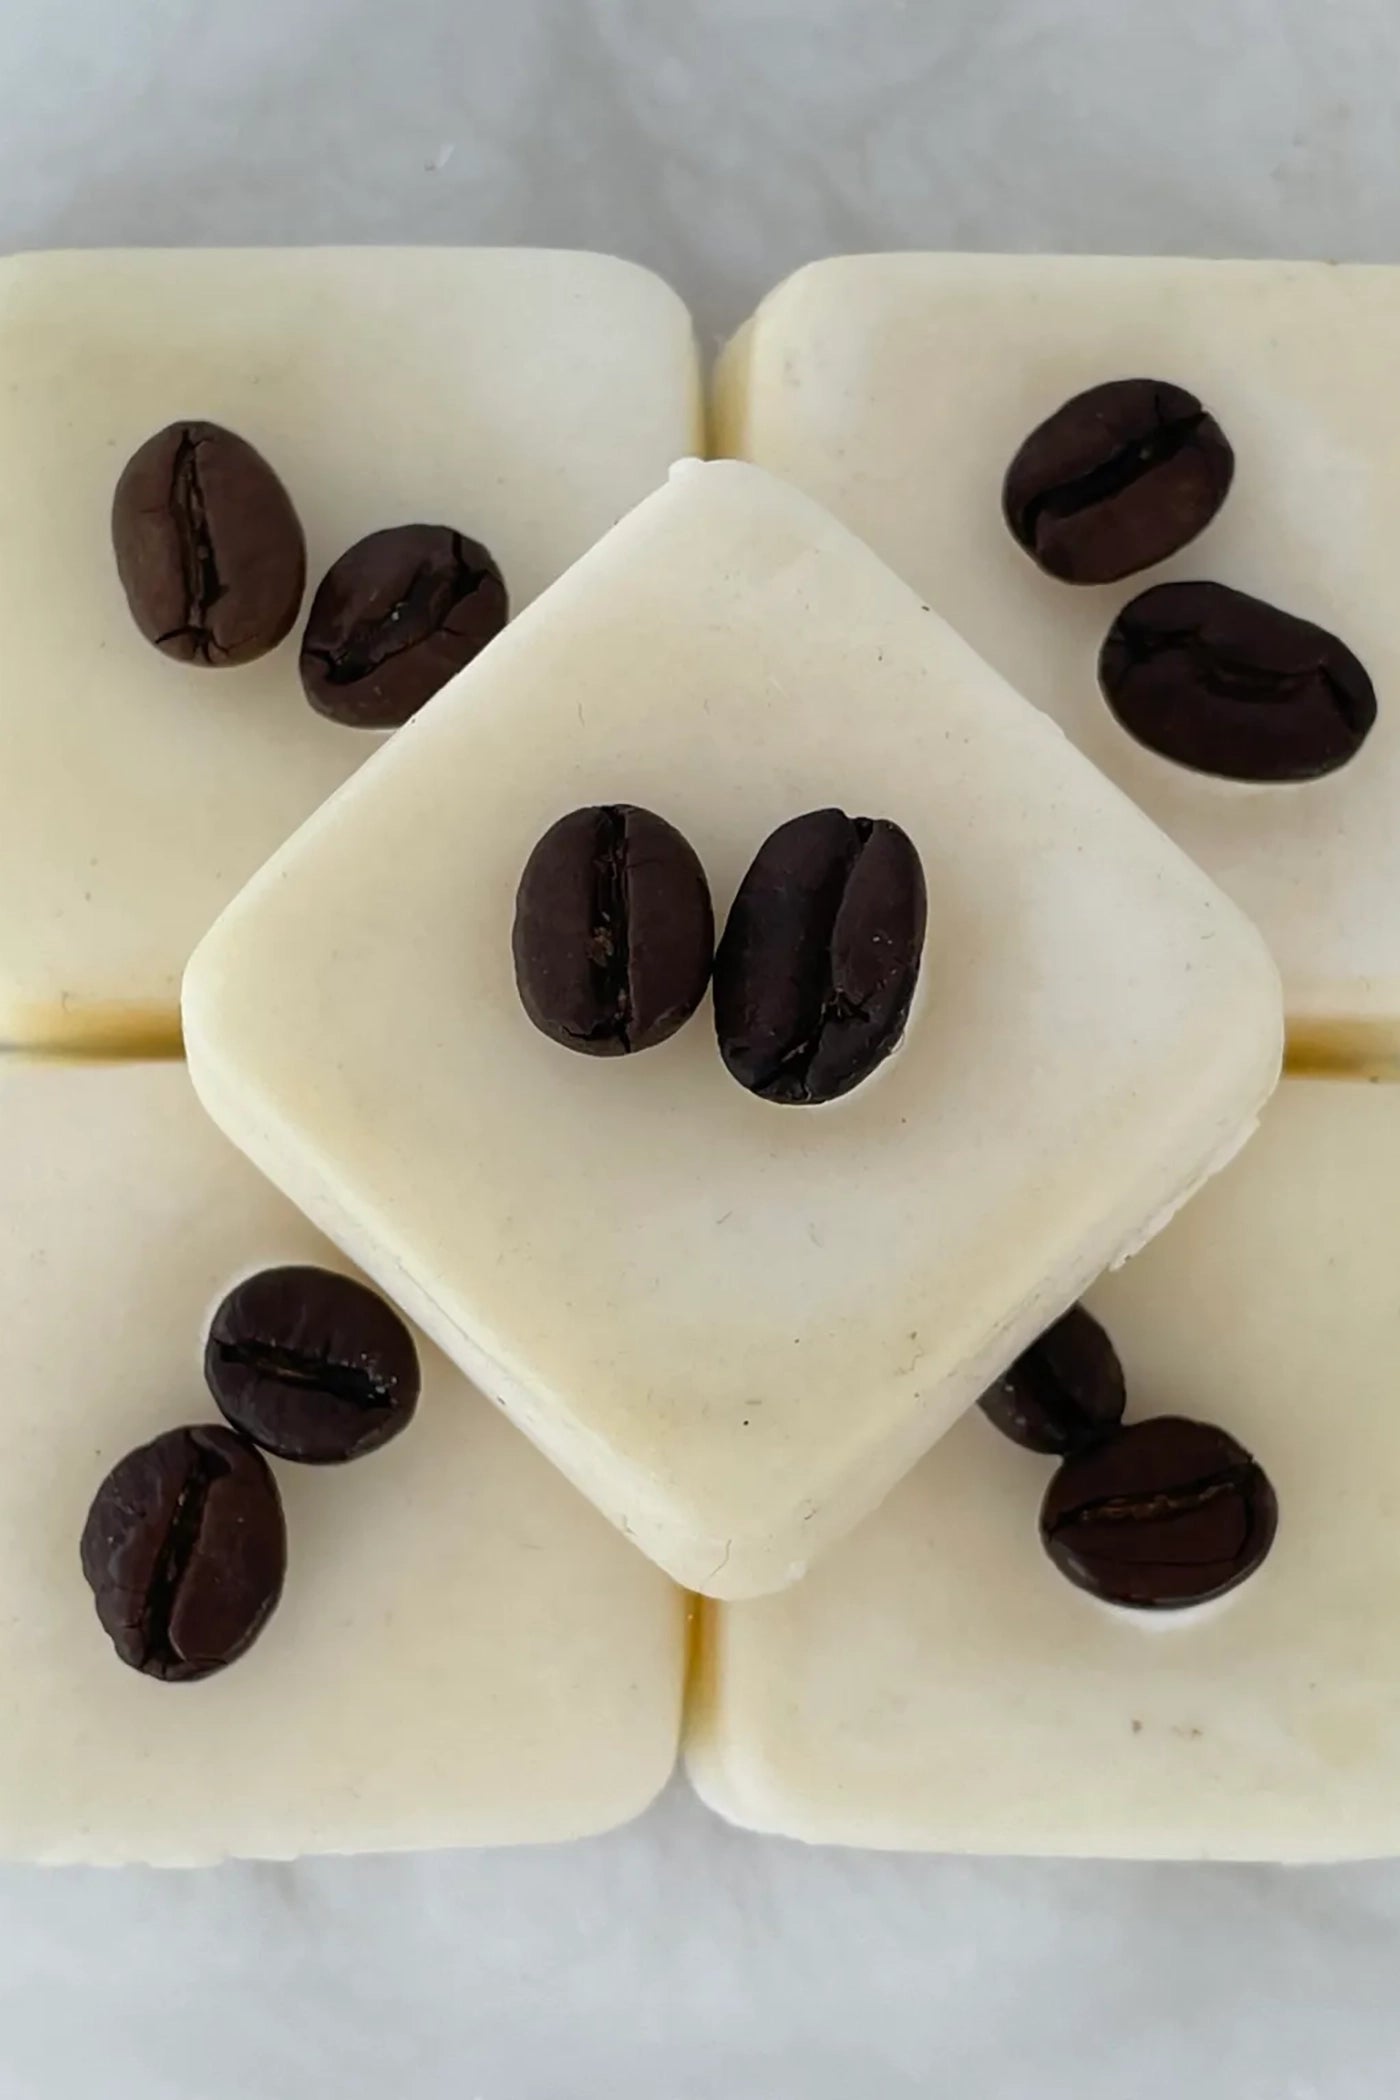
[139, 1435, 231, 1672]
[1116, 615, 1371, 728]
[154, 429, 226, 658]
[214, 1337, 394, 1412]
[1021, 394, 1211, 543]
[756, 818, 875, 1100]
[578, 806, 633, 1051]
[1048, 1465, 1251, 1552]
[305, 535, 496, 688]
[714, 808, 926, 1105]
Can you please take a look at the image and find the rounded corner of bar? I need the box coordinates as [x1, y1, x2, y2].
[179, 943, 279, 1169]
[180, 867, 284, 1057]
[180, 948, 235, 1077]
[581, 1756, 685, 1848]
[678, 1530, 816, 1604]
[583, 248, 695, 325]
[1233, 935, 1288, 1095]
[683, 1736, 789, 1842]
[753, 253, 862, 311]
[716, 259, 851, 407]
[179, 921, 226, 1032]
[1170, 892, 1285, 1119]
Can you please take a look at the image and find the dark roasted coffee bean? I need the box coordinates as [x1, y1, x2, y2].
[111, 421, 306, 666]
[979, 1304, 1126, 1456]
[80, 1425, 286, 1681]
[205, 1265, 421, 1464]
[299, 524, 507, 727]
[1040, 1414, 1277, 1610]
[713, 809, 926, 1106]
[513, 804, 714, 1056]
[1003, 379, 1233, 585]
[1099, 580, 1376, 783]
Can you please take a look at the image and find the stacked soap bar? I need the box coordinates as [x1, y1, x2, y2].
[716, 254, 1400, 1072]
[689, 1078, 1400, 1863]
[0, 247, 700, 1051]
[184, 459, 1281, 1600]
[0, 1062, 684, 1865]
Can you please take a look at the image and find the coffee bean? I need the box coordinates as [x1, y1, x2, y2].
[713, 810, 926, 1105]
[80, 1425, 286, 1681]
[1003, 379, 1234, 585]
[1040, 1415, 1277, 1610]
[979, 1304, 1126, 1456]
[1099, 580, 1377, 783]
[111, 421, 306, 666]
[514, 805, 714, 1056]
[205, 1265, 421, 1465]
[299, 524, 507, 727]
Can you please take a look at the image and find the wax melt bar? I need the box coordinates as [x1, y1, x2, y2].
[689, 1079, 1400, 1863]
[0, 247, 698, 1050]
[716, 254, 1400, 1070]
[184, 460, 1281, 1600]
[0, 1062, 683, 1864]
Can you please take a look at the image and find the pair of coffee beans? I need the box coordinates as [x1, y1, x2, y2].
[512, 804, 928, 1106]
[978, 1302, 1278, 1610]
[1003, 378, 1376, 783]
[80, 1265, 419, 1683]
[111, 420, 508, 728]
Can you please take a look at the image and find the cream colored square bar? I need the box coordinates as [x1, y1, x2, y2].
[689, 1078, 1400, 1863]
[0, 1062, 684, 1865]
[185, 461, 1280, 1598]
[0, 247, 699, 1051]
[717, 253, 1400, 1071]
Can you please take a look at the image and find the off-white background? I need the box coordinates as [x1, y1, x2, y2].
[3, 2, 1399, 2094]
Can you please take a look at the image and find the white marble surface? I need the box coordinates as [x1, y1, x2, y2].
[4, 0, 1400, 2092]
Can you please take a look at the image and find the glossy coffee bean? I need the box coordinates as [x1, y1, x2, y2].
[300, 524, 507, 727]
[205, 1265, 421, 1465]
[1099, 580, 1377, 783]
[1040, 1414, 1277, 1610]
[713, 809, 926, 1105]
[978, 1304, 1126, 1456]
[112, 421, 306, 665]
[80, 1424, 286, 1682]
[1003, 378, 1233, 585]
[513, 804, 714, 1056]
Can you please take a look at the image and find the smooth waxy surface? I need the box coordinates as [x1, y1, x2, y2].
[0, 1062, 684, 1864]
[0, 247, 699, 1048]
[716, 253, 1400, 1057]
[186, 460, 1280, 1598]
[690, 1080, 1400, 1863]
